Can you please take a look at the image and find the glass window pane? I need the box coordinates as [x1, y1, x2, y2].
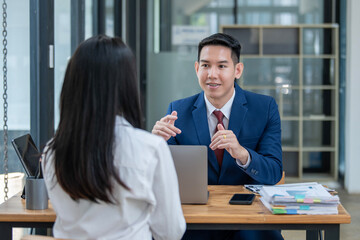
[219, 14, 234, 25]
[0, 1, 30, 131]
[54, 0, 71, 129]
[303, 28, 334, 55]
[85, 0, 93, 39]
[281, 120, 299, 147]
[241, 58, 299, 86]
[303, 121, 334, 147]
[303, 89, 335, 117]
[0, 0, 30, 173]
[105, 0, 114, 37]
[237, 0, 327, 25]
[283, 151, 299, 177]
[303, 151, 333, 174]
[244, 12, 272, 25]
[273, 12, 298, 25]
[273, 0, 298, 7]
[247, 0, 271, 6]
[217, 0, 234, 7]
[249, 89, 278, 101]
[223, 28, 259, 54]
[263, 28, 299, 55]
[146, 52, 201, 130]
[0, 0, 30, 202]
[303, 59, 335, 85]
[282, 89, 299, 116]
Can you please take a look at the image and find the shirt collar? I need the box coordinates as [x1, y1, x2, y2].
[116, 115, 132, 126]
[204, 88, 236, 120]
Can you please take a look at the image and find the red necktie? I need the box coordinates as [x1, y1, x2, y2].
[213, 110, 224, 167]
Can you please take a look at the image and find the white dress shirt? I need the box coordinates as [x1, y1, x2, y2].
[204, 89, 251, 168]
[42, 116, 186, 240]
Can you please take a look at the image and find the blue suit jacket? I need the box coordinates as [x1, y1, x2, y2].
[167, 83, 282, 185]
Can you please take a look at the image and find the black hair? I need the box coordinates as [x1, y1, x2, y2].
[197, 33, 241, 65]
[48, 35, 142, 203]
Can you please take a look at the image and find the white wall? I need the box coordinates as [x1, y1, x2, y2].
[345, 0, 360, 193]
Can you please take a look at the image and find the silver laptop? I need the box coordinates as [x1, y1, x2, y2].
[169, 145, 208, 204]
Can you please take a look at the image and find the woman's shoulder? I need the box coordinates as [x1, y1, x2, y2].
[127, 126, 166, 149]
[113, 125, 169, 170]
[115, 116, 165, 148]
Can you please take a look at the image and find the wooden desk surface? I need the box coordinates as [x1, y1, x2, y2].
[0, 192, 55, 222]
[183, 185, 351, 224]
[0, 186, 351, 225]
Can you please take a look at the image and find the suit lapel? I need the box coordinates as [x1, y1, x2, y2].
[228, 84, 248, 138]
[192, 92, 220, 174]
[220, 84, 248, 176]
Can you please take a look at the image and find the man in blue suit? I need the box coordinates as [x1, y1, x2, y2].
[152, 33, 283, 240]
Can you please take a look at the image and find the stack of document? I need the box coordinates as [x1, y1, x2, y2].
[259, 182, 340, 215]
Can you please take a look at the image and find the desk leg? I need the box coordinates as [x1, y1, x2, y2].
[306, 230, 318, 240]
[324, 225, 340, 240]
[0, 223, 12, 240]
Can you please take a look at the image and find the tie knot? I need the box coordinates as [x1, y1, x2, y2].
[213, 110, 224, 123]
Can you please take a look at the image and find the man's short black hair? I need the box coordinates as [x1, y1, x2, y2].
[197, 33, 241, 65]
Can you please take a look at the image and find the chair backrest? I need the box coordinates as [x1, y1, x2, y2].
[276, 171, 285, 185]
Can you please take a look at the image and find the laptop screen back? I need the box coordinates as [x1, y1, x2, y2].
[169, 145, 208, 204]
[11, 134, 40, 176]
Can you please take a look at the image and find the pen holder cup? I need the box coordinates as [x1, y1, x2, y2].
[25, 177, 48, 210]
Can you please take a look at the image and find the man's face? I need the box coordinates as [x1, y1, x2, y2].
[195, 45, 243, 108]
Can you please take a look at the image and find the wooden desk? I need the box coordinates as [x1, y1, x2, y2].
[0, 186, 351, 240]
[0, 192, 54, 239]
[184, 186, 351, 240]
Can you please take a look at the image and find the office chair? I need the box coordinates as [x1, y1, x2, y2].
[276, 171, 285, 185]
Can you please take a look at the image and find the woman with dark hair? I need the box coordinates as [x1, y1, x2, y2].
[42, 35, 185, 240]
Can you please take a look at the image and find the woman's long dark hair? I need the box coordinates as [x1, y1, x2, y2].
[48, 35, 142, 203]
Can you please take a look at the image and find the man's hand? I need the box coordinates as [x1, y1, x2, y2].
[152, 111, 182, 141]
[209, 124, 249, 164]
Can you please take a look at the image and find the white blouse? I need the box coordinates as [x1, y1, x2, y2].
[42, 116, 186, 240]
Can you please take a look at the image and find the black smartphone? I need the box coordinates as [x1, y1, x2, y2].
[229, 193, 255, 205]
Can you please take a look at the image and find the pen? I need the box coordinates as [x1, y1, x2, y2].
[245, 186, 260, 194]
[36, 158, 43, 179]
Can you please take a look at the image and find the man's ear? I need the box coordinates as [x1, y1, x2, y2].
[195, 61, 199, 74]
[235, 62, 244, 79]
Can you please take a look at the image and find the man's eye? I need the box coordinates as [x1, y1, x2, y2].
[219, 65, 226, 68]
[202, 64, 208, 68]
